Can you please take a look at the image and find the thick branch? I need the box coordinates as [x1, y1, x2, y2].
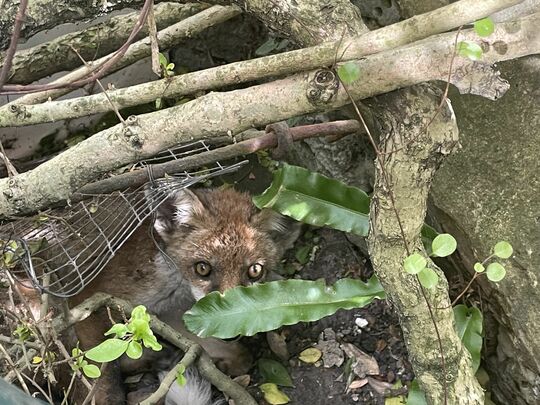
[367, 85, 483, 404]
[0, 0, 190, 50]
[73, 120, 361, 198]
[0, 5, 241, 103]
[0, 13, 538, 218]
[0, 0, 524, 127]
[1, 3, 207, 85]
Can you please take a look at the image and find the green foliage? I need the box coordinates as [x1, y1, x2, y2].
[473, 18, 495, 37]
[253, 164, 371, 237]
[71, 305, 161, 380]
[258, 358, 293, 387]
[255, 37, 290, 56]
[431, 234, 457, 257]
[417, 267, 439, 289]
[176, 364, 187, 387]
[13, 325, 32, 341]
[254, 165, 438, 243]
[337, 62, 361, 84]
[184, 277, 385, 339]
[457, 40, 483, 61]
[85, 338, 129, 362]
[158, 52, 175, 77]
[406, 380, 428, 405]
[403, 253, 427, 275]
[473, 262, 485, 273]
[486, 262, 506, 282]
[493, 241, 513, 259]
[453, 305, 483, 372]
[71, 348, 101, 379]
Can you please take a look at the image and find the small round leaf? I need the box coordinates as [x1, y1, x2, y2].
[473, 263, 485, 273]
[337, 62, 361, 84]
[431, 234, 457, 257]
[493, 241, 513, 259]
[457, 41, 483, 61]
[126, 340, 143, 359]
[418, 268, 439, 289]
[404, 253, 427, 275]
[486, 263, 506, 282]
[474, 18, 495, 37]
[82, 364, 101, 379]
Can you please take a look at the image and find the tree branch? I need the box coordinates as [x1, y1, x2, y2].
[0, 11, 538, 218]
[52, 293, 257, 405]
[1, 3, 207, 85]
[0, 0, 191, 50]
[0, 5, 241, 101]
[0, 0, 523, 127]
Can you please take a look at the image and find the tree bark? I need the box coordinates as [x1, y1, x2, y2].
[0, 0, 189, 50]
[1, 12, 536, 218]
[1, 3, 207, 84]
[367, 85, 483, 403]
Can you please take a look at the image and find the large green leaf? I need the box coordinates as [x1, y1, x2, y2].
[253, 164, 371, 236]
[253, 164, 438, 242]
[453, 305, 483, 373]
[183, 277, 385, 339]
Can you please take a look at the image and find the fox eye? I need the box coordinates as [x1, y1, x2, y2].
[247, 263, 264, 280]
[194, 261, 212, 277]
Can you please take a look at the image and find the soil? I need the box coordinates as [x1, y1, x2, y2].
[242, 227, 413, 405]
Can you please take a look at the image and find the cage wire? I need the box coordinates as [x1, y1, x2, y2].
[0, 140, 248, 298]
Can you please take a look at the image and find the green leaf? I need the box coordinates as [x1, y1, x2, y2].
[126, 340, 143, 359]
[258, 358, 293, 387]
[486, 263, 506, 282]
[404, 253, 427, 275]
[406, 380, 427, 405]
[104, 324, 129, 338]
[141, 332, 163, 351]
[431, 234, 457, 257]
[295, 245, 312, 265]
[255, 38, 279, 56]
[253, 165, 438, 242]
[453, 305, 483, 373]
[82, 364, 101, 378]
[493, 241, 513, 259]
[473, 262, 485, 273]
[417, 268, 438, 289]
[131, 305, 151, 322]
[457, 41, 483, 61]
[260, 383, 290, 404]
[129, 318, 151, 337]
[184, 277, 385, 339]
[337, 62, 361, 84]
[158, 52, 168, 67]
[474, 18, 495, 37]
[253, 164, 371, 236]
[85, 338, 129, 362]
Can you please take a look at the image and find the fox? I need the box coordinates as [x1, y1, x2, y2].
[66, 187, 300, 404]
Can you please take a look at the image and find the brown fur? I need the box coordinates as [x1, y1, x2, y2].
[68, 187, 300, 404]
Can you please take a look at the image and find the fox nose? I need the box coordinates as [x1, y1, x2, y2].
[217, 275, 242, 293]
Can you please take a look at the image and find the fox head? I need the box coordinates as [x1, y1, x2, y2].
[153, 188, 300, 300]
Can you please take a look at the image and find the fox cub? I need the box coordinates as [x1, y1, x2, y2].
[69, 187, 300, 404]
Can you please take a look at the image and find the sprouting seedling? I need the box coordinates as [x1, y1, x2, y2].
[71, 305, 162, 379]
[457, 17, 495, 61]
[158, 52, 175, 78]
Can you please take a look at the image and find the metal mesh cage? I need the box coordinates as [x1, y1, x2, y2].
[0, 140, 247, 298]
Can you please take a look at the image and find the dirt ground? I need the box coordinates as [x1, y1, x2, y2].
[243, 228, 413, 404]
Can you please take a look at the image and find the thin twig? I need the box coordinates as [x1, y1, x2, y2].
[140, 344, 202, 405]
[0, 341, 31, 395]
[0, 0, 28, 87]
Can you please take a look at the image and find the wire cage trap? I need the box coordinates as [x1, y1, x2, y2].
[0, 140, 247, 298]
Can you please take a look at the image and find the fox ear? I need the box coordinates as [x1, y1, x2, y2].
[253, 209, 301, 255]
[153, 189, 205, 238]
